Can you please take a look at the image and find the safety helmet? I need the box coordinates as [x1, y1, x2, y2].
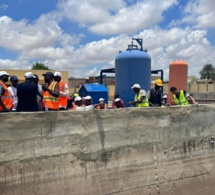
[73, 93, 79, 97]
[155, 79, 163, 86]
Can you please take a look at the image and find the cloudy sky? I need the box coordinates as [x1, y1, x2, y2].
[0, 0, 215, 80]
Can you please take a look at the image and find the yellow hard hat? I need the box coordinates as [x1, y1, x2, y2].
[155, 79, 163, 86]
[73, 93, 79, 97]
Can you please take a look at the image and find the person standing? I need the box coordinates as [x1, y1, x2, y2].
[162, 95, 171, 106]
[67, 93, 79, 109]
[33, 74, 43, 111]
[148, 79, 164, 107]
[94, 98, 108, 109]
[54, 72, 69, 110]
[113, 98, 124, 109]
[85, 95, 94, 110]
[42, 72, 59, 111]
[16, 72, 38, 112]
[128, 84, 149, 107]
[70, 96, 85, 111]
[8, 75, 19, 111]
[112, 93, 125, 108]
[170, 86, 198, 106]
[0, 71, 13, 112]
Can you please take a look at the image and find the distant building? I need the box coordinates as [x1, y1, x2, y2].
[196, 79, 214, 84]
[68, 77, 86, 88]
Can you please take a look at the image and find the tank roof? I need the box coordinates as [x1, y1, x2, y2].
[170, 60, 188, 66]
[116, 49, 151, 60]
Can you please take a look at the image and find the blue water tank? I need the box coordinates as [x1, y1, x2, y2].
[79, 83, 108, 104]
[115, 40, 151, 106]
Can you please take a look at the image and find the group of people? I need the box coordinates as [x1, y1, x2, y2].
[66, 94, 108, 111]
[0, 70, 69, 112]
[128, 79, 198, 107]
[0, 72, 198, 113]
[0, 70, 112, 112]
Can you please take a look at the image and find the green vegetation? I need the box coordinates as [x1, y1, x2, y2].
[31, 62, 49, 70]
[199, 64, 215, 80]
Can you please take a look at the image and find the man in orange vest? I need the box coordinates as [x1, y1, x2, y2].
[54, 72, 69, 110]
[42, 72, 59, 111]
[0, 71, 13, 112]
[94, 98, 108, 109]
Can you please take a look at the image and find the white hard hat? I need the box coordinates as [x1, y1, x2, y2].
[75, 96, 82, 102]
[54, 72, 62, 77]
[0, 71, 10, 76]
[131, 84, 141, 89]
[24, 72, 35, 78]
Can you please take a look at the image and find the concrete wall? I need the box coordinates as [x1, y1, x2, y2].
[0, 105, 215, 195]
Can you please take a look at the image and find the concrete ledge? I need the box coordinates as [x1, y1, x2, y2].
[0, 105, 215, 194]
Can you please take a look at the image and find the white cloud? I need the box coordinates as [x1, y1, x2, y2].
[7, 26, 214, 80]
[136, 27, 215, 79]
[0, 59, 30, 69]
[58, 0, 178, 35]
[0, 0, 215, 81]
[0, 15, 62, 51]
[57, 0, 121, 24]
[182, 0, 215, 28]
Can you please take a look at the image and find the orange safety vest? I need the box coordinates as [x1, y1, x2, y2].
[43, 81, 59, 110]
[0, 81, 13, 111]
[95, 103, 108, 109]
[58, 80, 68, 108]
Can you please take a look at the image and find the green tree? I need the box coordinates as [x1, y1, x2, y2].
[199, 64, 215, 80]
[31, 62, 49, 70]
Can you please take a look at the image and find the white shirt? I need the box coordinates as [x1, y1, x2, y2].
[85, 105, 93, 111]
[8, 86, 18, 110]
[75, 106, 86, 111]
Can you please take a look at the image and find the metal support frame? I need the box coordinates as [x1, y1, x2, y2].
[98, 68, 164, 93]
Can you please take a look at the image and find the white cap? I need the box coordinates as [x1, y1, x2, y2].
[24, 72, 35, 78]
[99, 98, 104, 102]
[131, 84, 141, 89]
[163, 95, 167, 99]
[54, 71, 61, 77]
[75, 96, 82, 102]
[85, 95, 92, 100]
[115, 98, 121, 102]
[0, 71, 10, 76]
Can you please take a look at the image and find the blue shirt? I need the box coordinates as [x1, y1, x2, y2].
[17, 80, 39, 112]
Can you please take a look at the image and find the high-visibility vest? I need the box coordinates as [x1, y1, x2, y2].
[43, 81, 59, 110]
[173, 90, 189, 106]
[0, 81, 13, 111]
[134, 90, 149, 107]
[58, 80, 68, 108]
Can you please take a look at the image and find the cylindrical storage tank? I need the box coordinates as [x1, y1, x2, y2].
[168, 60, 188, 104]
[115, 45, 151, 106]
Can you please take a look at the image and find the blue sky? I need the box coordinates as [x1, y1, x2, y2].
[0, 0, 215, 79]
